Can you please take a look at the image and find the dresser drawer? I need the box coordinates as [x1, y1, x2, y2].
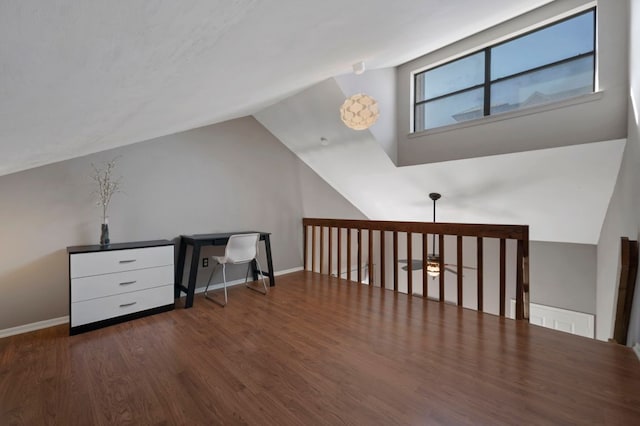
[70, 245, 174, 278]
[71, 284, 173, 327]
[71, 265, 173, 302]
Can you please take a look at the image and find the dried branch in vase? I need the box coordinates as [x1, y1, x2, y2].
[91, 158, 123, 223]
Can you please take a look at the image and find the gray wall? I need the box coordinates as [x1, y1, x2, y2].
[0, 117, 364, 330]
[596, 0, 638, 344]
[346, 232, 593, 318]
[530, 241, 596, 314]
[396, 0, 628, 166]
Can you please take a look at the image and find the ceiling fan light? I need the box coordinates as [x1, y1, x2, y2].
[426, 260, 440, 277]
[340, 93, 379, 130]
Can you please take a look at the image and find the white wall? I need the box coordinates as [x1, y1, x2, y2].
[396, 0, 628, 166]
[626, 0, 640, 347]
[335, 68, 398, 164]
[0, 117, 365, 330]
[596, 0, 638, 343]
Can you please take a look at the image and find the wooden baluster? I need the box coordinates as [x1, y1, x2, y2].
[368, 229, 374, 286]
[422, 234, 428, 298]
[393, 231, 398, 292]
[328, 227, 333, 277]
[477, 237, 483, 312]
[439, 234, 445, 302]
[320, 226, 325, 274]
[312, 225, 317, 273]
[380, 231, 386, 290]
[337, 228, 342, 280]
[500, 238, 506, 317]
[457, 235, 463, 306]
[516, 237, 524, 320]
[357, 229, 362, 283]
[303, 225, 308, 271]
[347, 228, 352, 282]
[522, 229, 530, 320]
[407, 232, 413, 295]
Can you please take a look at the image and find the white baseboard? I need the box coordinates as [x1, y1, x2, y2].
[510, 299, 594, 338]
[634, 343, 640, 361]
[194, 266, 304, 293]
[0, 267, 306, 338]
[274, 266, 304, 276]
[0, 316, 69, 339]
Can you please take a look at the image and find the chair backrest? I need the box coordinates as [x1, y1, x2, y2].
[225, 233, 260, 264]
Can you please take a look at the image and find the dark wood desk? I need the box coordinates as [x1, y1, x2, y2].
[174, 232, 275, 308]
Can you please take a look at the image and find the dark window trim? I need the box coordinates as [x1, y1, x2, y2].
[415, 83, 485, 105]
[412, 7, 596, 133]
[490, 51, 594, 85]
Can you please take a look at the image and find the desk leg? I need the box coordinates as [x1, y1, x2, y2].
[185, 244, 201, 308]
[264, 234, 275, 287]
[251, 259, 258, 282]
[175, 238, 187, 298]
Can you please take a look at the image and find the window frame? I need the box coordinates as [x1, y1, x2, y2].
[412, 7, 596, 133]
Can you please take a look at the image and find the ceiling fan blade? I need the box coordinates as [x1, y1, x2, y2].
[444, 263, 477, 270]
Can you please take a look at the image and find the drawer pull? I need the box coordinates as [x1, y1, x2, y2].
[119, 302, 137, 308]
[119, 259, 137, 264]
[119, 281, 137, 286]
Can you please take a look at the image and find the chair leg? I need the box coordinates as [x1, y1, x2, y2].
[204, 262, 227, 307]
[246, 259, 268, 295]
[204, 262, 217, 298]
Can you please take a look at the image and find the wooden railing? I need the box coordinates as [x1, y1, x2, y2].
[303, 218, 530, 320]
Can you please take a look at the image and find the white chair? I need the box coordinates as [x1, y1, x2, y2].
[204, 233, 268, 306]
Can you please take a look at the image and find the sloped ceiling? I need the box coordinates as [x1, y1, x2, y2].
[255, 78, 626, 244]
[4, 0, 616, 245]
[0, 0, 554, 177]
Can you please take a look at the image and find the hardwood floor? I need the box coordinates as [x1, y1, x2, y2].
[1, 271, 639, 425]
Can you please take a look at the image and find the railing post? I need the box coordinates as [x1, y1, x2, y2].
[477, 237, 483, 312]
[303, 224, 308, 271]
[312, 225, 317, 273]
[407, 232, 413, 295]
[393, 231, 398, 292]
[347, 228, 352, 282]
[337, 228, 342, 279]
[518, 227, 530, 321]
[500, 238, 506, 317]
[380, 231, 386, 290]
[357, 228, 362, 283]
[320, 226, 325, 275]
[457, 235, 463, 306]
[368, 229, 374, 286]
[516, 238, 524, 320]
[439, 234, 445, 302]
[328, 227, 333, 277]
[523, 230, 530, 320]
[422, 234, 428, 298]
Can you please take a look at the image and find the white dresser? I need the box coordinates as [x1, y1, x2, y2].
[67, 240, 175, 335]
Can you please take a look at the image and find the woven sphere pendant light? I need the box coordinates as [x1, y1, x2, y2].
[339, 93, 379, 130]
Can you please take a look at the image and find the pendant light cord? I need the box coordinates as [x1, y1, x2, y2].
[432, 197, 436, 257]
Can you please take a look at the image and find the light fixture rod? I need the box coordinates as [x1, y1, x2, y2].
[429, 193, 441, 257]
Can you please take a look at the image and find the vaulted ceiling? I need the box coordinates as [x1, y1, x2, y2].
[1, 0, 626, 244]
[255, 77, 626, 244]
[0, 0, 554, 176]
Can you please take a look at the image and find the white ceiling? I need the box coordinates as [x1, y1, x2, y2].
[0, 0, 554, 176]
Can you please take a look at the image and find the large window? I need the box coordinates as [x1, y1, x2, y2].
[413, 9, 595, 132]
